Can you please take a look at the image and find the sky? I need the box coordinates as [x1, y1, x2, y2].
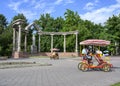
[0, 0, 120, 24]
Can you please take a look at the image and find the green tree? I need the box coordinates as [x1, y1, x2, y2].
[11, 13, 28, 28]
[35, 14, 55, 51]
[105, 15, 120, 55]
[0, 14, 8, 34]
[63, 9, 81, 31]
[52, 17, 65, 51]
[0, 14, 8, 56]
[63, 9, 93, 51]
[0, 13, 30, 56]
[36, 13, 55, 31]
[0, 26, 13, 56]
[93, 23, 106, 39]
[105, 15, 120, 41]
[53, 17, 64, 32]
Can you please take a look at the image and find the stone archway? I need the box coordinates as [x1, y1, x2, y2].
[12, 19, 79, 58]
[12, 19, 26, 58]
[12, 19, 42, 58]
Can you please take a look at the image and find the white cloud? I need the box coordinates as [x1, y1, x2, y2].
[54, 0, 74, 5]
[80, 11, 109, 24]
[116, 0, 120, 3]
[8, 1, 39, 21]
[19, 10, 37, 20]
[34, 2, 46, 9]
[44, 7, 55, 14]
[95, 0, 99, 3]
[84, 0, 99, 10]
[54, 0, 63, 5]
[23, 0, 29, 3]
[84, 2, 94, 10]
[65, 0, 74, 4]
[8, 1, 21, 11]
[30, 0, 36, 5]
[81, 0, 120, 24]
[8, 0, 74, 22]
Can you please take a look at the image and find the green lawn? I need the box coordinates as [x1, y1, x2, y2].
[111, 82, 120, 86]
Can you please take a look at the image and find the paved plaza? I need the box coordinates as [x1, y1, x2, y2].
[0, 56, 120, 86]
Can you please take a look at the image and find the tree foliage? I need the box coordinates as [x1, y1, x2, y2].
[0, 14, 8, 34]
[105, 15, 120, 55]
[0, 14, 9, 56]
[105, 15, 120, 41]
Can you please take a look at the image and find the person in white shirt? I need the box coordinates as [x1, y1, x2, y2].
[82, 47, 88, 60]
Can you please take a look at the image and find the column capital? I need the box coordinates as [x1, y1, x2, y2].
[74, 31, 79, 35]
[25, 30, 29, 34]
[63, 34, 67, 35]
[51, 34, 54, 36]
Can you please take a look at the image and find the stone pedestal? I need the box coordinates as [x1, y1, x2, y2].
[31, 45, 37, 54]
[12, 51, 29, 59]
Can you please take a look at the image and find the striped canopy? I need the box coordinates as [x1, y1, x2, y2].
[51, 48, 60, 51]
[80, 39, 110, 46]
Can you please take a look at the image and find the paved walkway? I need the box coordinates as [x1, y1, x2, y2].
[0, 56, 120, 86]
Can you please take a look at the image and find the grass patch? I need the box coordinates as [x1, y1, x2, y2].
[111, 82, 120, 86]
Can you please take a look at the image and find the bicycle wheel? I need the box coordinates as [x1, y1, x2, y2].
[102, 64, 111, 72]
[80, 63, 88, 72]
[78, 62, 82, 70]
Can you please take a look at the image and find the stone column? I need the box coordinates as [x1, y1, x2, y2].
[17, 25, 21, 52]
[63, 34, 66, 52]
[32, 34, 36, 46]
[13, 28, 16, 51]
[75, 32, 78, 52]
[38, 34, 41, 52]
[115, 41, 119, 55]
[51, 34, 54, 52]
[31, 34, 37, 54]
[24, 33, 27, 52]
[17, 30, 19, 51]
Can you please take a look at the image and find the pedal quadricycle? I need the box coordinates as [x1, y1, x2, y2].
[78, 39, 113, 72]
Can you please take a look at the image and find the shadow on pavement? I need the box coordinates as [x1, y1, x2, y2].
[111, 66, 120, 72]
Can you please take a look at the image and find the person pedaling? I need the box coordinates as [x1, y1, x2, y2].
[86, 51, 93, 65]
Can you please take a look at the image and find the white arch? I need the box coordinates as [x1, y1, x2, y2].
[25, 22, 42, 32]
[24, 22, 42, 53]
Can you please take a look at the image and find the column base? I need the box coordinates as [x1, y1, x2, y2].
[12, 51, 29, 59]
[31, 45, 37, 54]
